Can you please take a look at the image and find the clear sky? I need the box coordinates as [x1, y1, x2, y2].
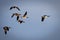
[0, 0, 60, 40]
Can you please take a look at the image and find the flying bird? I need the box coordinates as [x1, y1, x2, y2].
[3, 26, 10, 35]
[41, 15, 50, 22]
[18, 19, 25, 24]
[22, 11, 28, 19]
[11, 13, 21, 20]
[10, 6, 20, 11]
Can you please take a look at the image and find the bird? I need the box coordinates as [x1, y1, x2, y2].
[11, 13, 21, 20]
[22, 11, 28, 19]
[41, 15, 50, 22]
[18, 19, 25, 24]
[3, 26, 11, 35]
[10, 6, 20, 11]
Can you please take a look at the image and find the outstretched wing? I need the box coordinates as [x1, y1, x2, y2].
[23, 11, 27, 17]
[3, 26, 7, 30]
[10, 7, 13, 10]
[41, 17, 45, 22]
[17, 16, 19, 20]
[10, 6, 15, 10]
[11, 14, 15, 18]
[10, 6, 20, 11]
[16, 7, 20, 11]
[4, 31, 7, 35]
[20, 20, 25, 23]
[18, 20, 25, 24]
[7, 27, 9, 31]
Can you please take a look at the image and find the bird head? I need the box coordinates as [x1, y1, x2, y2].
[45, 15, 50, 19]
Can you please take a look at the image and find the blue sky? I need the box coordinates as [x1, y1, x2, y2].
[0, 0, 60, 40]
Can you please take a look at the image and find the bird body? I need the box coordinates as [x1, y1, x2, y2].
[22, 11, 28, 19]
[3, 26, 10, 35]
[41, 15, 50, 22]
[11, 13, 21, 20]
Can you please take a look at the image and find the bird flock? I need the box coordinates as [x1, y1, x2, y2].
[3, 6, 50, 35]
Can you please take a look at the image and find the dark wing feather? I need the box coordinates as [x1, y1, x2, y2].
[10, 6, 20, 11]
[10, 7, 13, 10]
[10, 6, 17, 10]
[11, 14, 15, 18]
[16, 7, 20, 11]
[20, 21, 23, 23]
[41, 17, 44, 22]
[23, 11, 27, 17]
[17, 16, 19, 20]
[3, 27, 6, 30]
[18, 20, 25, 24]
[4, 31, 7, 35]
[20, 21, 24, 24]
[10, 6, 15, 10]
[7, 27, 9, 31]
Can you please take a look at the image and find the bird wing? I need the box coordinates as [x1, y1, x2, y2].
[10, 6, 20, 11]
[11, 14, 15, 18]
[20, 21, 24, 24]
[7, 27, 9, 31]
[10, 6, 15, 10]
[10, 7, 13, 10]
[16, 7, 20, 11]
[17, 16, 19, 20]
[41, 17, 45, 22]
[3, 27, 7, 30]
[23, 11, 27, 17]
[18, 20, 25, 24]
[4, 31, 7, 35]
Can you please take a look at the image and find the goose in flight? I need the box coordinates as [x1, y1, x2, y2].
[11, 13, 21, 20]
[3, 26, 11, 35]
[22, 11, 28, 19]
[18, 19, 25, 24]
[10, 6, 20, 11]
[41, 15, 50, 22]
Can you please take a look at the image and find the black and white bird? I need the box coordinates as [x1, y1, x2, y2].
[18, 19, 25, 24]
[22, 11, 28, 19]
[3, 26, 10, 35]
[41, 15, 50, 22]
[10, 6, 20, 11]
[11, 13, 21, 20]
